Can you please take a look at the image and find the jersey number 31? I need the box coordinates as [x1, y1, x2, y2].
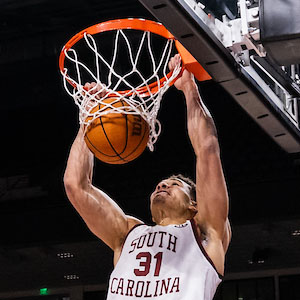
[134, 252, 163, 277]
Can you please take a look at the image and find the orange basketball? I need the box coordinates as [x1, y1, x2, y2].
[84, 98, 150, 164]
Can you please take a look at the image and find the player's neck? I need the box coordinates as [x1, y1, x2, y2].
[152, 205, 191, 226]
[157, 216, 188, 226]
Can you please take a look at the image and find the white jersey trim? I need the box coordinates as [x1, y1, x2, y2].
[190, 219, 223, 279]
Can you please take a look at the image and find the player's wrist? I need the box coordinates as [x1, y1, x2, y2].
[181, 80, 198, 95]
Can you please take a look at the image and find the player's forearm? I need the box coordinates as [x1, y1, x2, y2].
[64, 127, 94, 191]
[184, 82, 228, 232]
[183, 82, 219, 156]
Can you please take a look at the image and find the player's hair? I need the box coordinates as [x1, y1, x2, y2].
[168, 174, 196, 202]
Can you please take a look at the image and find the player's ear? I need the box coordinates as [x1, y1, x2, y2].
[188, 200, 198, 217]
[190, 200, 197, 207]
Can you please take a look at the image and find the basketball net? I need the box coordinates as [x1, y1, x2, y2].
[61, 28, 181, 151]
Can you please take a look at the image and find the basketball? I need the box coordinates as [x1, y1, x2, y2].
[84, 97, 150, 164]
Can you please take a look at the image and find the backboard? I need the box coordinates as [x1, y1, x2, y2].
[139, 0, 300, 153]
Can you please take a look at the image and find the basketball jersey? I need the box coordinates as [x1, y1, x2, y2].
[106, 219, 222, 300]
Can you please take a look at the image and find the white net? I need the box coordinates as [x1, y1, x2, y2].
[61, 29, 181, 151]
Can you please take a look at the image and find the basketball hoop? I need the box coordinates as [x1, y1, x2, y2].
[59, 18, 210, 151]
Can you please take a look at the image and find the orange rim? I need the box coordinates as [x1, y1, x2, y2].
[59, 18, 178, 97]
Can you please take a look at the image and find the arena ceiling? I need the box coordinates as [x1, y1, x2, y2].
[0, 0, 300, 293]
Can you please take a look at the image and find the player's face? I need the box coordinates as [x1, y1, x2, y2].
[150, 178, 192, 212]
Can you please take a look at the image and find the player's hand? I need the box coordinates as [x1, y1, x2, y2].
[168, 54, 195, 92]
[83, 82, 108, 111]
[83, 82, 107, 100]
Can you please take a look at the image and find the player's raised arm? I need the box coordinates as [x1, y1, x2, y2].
[169, 54, 231, 273]
[63, 89, 143, 258]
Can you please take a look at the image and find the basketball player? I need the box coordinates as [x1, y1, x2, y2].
[64, 54, 231, 300]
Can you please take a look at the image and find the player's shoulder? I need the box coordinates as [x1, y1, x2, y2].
[116, 216, 144, 251]
[127, 215, 145, 231]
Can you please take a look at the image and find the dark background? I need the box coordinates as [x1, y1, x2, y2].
[0, 0, 300, 296]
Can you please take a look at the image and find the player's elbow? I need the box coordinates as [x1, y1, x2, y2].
[64, 168, 75, 188]
[64, 176, 78, 199]
[64, 167, 90, 191]
[64, 170, 92, 202]
[64, 170, 87, 198]
[201, 135, 220, 154]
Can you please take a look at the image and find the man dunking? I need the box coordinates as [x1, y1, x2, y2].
[64, 54, 231, 300]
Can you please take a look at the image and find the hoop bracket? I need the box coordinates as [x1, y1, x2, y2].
[175, 41, 212, 81]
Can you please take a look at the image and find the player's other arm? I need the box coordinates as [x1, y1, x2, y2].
[64, 127, 142, 255]
[169, 55, 231, 273]
[184, 82, 229, 242]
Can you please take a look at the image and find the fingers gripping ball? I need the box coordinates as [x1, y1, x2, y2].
[84, 98, 150, 164]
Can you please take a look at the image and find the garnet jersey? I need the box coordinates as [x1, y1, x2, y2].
[106, 219, 222, 300]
